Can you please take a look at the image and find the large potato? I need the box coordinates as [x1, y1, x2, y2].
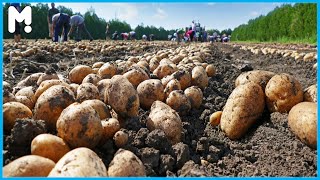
[235, 70, 276, 90]
[69, 65, 93, 84]
[106, 75, 139, 118]
[108, 149, 146, 177]
[34, 85, 75, 130]
[56, 103, 103, 148]
[123, 66, 149, 88]
[166, 90, 191, 115]
[76, 83, 100, 102]
[221, 82, 265, 139]
[146, 101, 182, 144]
[137, 79, 165, 109]
[48, 147, 107, 177]
[31, 134, 70, 162]
[304, 84, 317, 103]
[265, 73, 303, 113]
[191, 66, 208, 90]
[3, 102, 32, 132]
[3, 155, 55, 177]
[98, 62, 117, 79]
[184, 86, 203, 109]
[82, 99, 110, 120]
[288, 102, 317, 149]
[34, 79, 70, 102]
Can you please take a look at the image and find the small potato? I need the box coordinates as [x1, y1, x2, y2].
[265, 73, 303, 113]
[98, 62, 117, 79]
[146, 101, 182, 144]
[34, 85, 75, 130]
[191, 66, 208, 90]
[235, 70, 276, 90]
[92, 61, 104, 69]
[288, 102, 317, 149]
[171, 70, 192, 90]
[128, 57, 139, 63]
[137, 79, 165, 109]
[108, 149, 146, 177]
[56, 103, 103, 149]
[83, 99, 110, 120]
[153, 64, 176, 79]
[123, 66, 149, 88]
[184, 86, 203, 109]
[166, 90, 191, 115]
[221, 82, 265, 139]
[304, 84, 317, 103]
[209, 111, 222, 126]
[31, 134, 70, 162]
[101, 118, 121, 143]
[3, 102, 32, 132]
[97, 79, 112, 101]
[164, 79, 181, 99]
[76, 83, 100, 102]
[34, 80, 70, 102]
[82, 73, 102, 86]
[48, 147, 107, 177]
[206, 64, 216, 77]
[69, 83, 79, 97]
[15, 95, 35, 110]
[114, 130, 129, 148]
[3, 155, 55, 177]
[69, 65, 93, 84]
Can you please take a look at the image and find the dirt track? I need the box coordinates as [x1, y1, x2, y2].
[3, 40, 317, 177]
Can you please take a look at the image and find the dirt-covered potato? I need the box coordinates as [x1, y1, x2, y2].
[205, 64, 216, 77]
[114, 130, 129, 148]
[149, 58, 160, 72]
[76, 83, 100, 102]
[16, 72, 45, 88]
[184, 86, 203, 109]
[137, 79, 165, 109]
[37, 71, 59, 86]
[34, 79, 70, 102]
[31, 134, 70, 162]
[56, 103, 103, 148]
[15, 86, 35, 101]
[235, 70, 276, 90]
[221, 82, 265, 139]
[106, 75, 140, 118]
[137, 60, 149, 70]
[100, 118, 121, 143]
[3, 155, 55, 177]
[153, 64, 176, 79]
[82, 73, 102, 86]
[288, 102, 317, 149]
[82, 99, 110, 119]
[48, 147, 107, 177]
[92, 61, 104, 69]
[108, 149, 146, 177]
[304, 84, 317, 103]
[15, 95, 35, 110]
[69, 65, 93, 84]
[69, 83, 79, 96]
[191, 66, 209, 90]
[98, 62, 117, 79]
[3, 91, 16, 104]
[209, 111, 222, 127]
[97, 79, 112, 101]
[171, 70, 192, 90]
[166, 90, 191, 115]
[123, 66, 149, 88]
[265, 73, 303, 113]
[146, 101, 182, 144]
[34, 85, 75, 130]
[164, 79, 181, 99]
[3, 102, 32, 132]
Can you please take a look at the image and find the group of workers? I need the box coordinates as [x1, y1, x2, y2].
[109, 30, 154, 41]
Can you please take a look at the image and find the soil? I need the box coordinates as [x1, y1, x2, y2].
[2, 41, 317, 177]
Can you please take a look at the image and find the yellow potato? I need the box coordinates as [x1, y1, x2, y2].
[34, 79, 71, 102]
[171, 70, 192, 90]
[97, 79, 112, 101]
[98, 62, 117, 79]
[166, 90, 191, 115]
[76, 83, 100, 102]
[191, 66, 209, 90]
[82, 73, 102, 86]
[184, 86, 203, 109]
[164, 79, 181, 99]
[3, 102, 32, 132]
[206, 64, 216, 77]
[235, 70, 276, 90]
[82, 99, 110, 120]
[304, 84, 317, 103]
[209, 111, 222, 127]
[123, 66, 149, 88]
[100, 118, 121, 143]
[15, 95, 35, 110]
[69, 65, 93, 84]
[114, 130, 129, 148]
[137, 79, 165, 109]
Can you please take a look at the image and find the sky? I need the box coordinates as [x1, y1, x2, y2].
[35, 3, 291, 31]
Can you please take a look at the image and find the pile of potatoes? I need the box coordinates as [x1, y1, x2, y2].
[3, 43, 218, 177]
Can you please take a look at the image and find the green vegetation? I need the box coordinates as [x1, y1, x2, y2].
[232, 3, 317, 44]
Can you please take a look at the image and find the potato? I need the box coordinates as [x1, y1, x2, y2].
[153, 64, 176, 79]
[82, 73, 102, 86]
[16, 73, 45, 88]
[206, 64, 215, 77]
[288, 102, 317, 149]
[149, 58, 160, 72]
[235, 70, 276, 90]
[137, 60, 149, 70]
[128, 56, 139, 63]
[31, 134, 70, 162]
[97, 79, 112, 101]
[191, 66, 208, 90]
[69, 83, 79, 96]
[114, 130, 129, 148]
[34, 85, 75, 130]
[108, 149, 146, 177]
[69, 65, 93, 84]
[164, 79, 181, 99]
[166, 90, 191, 115]
[3, 81, 12, 92]
[304, 84, 317, 103]
[37, 72, 59, 86]
[221, 82, 265, 139]
[76, 83, 100, 102]
[123, 66, 149, 88]
[100, 118, 121, 143]
[34, 80, 70, 102]
[137, 79, 165, 109]
[15, 86, 35, 100]
[82, 99, 110, 119]
[184, 86, 203, 109]
[209, 111, 222, 126]
[3, 102, 32, 132]
[171, 70, 192, 90]
[15, 95, 35, 110]
[146, 101, 182, 144]
[3, 155, 55, 177]
[265, 73, 303, 113]
[56, 103, 103, 148]
[48, 147, 107, 177]
[92, 61, 104, 69]
[106, 75, 139, 118]
[3, 91, 16, 104]
[98, 62, 117, 79]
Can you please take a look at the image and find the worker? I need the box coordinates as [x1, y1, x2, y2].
[68, 15, 93, 42]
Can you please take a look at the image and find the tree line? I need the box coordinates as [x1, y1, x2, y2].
[231, 3, 317, 43]
[3, 3, 232, 40]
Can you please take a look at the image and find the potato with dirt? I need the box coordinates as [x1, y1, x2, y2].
[146, 101, 182, 144]
[123, 66, 149, 88]
[82, 99, 110, 120]
[184, 86, 203, 109]
[34, 85, 75, 130]
[265, 73, 303, 113]
[98, 62, 117, 79]
[82, 73, 102, 85]
[205, 64, 216, 77]
[3, 155, 55, 177]
[108, 149, 146, 177]
[16, 72, 45, 88]
[15, 95, 35, 110]
[288, 102, 317, 149]
[164, 79, 181, 99]
[153, 63, 177, 79]
[3, 90, 16, 104]
[221, 82, 265, 139]
[235, 70, 276, 90]
[209, 111, 222, 127]
[137, 79, 165, 109]
[15, 86, 36, 101]
[191, 66, 209, 90]
[3, 102, 32, 132]
[166, 90, 191, 115]
[171, 70, 192, 90]
[76, 83, 100, 102]
[34, 79, 70, 102]
[56, 103, 103, 149]
[114, 130, 129, 148]
[100, 118, 121, 143]
[69, 65, 93, 84]
[37, 70, 59, 86]
[31, 134, 70, 162]
[97, 79, 112, 101]
[304, 84, 317, 103]
[48, 147, 107, 177]
[106, 75, 140, 118]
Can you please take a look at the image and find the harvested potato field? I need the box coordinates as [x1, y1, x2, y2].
[2, 40, 317, 177]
